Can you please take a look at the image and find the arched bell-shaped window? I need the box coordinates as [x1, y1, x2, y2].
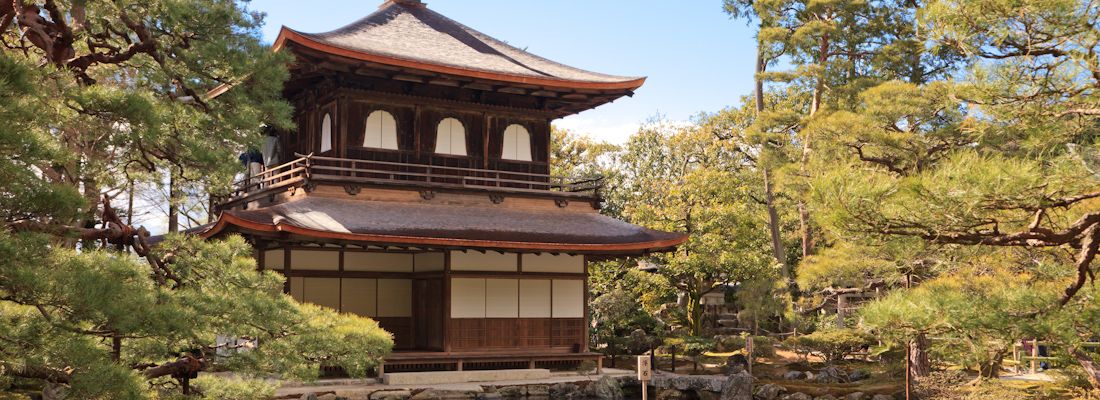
[435, 117, 467, 156]
[501, 124, 532, 161]
[320, 113, 333, 153]
[363, 110, 398, 150]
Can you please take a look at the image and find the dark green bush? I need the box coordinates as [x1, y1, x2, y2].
[783, 328, 873, 363]
[715, 334, 777, 358]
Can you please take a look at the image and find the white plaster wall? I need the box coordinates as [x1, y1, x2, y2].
[522, 253, 583, 273]
[341, 278, 377, 317]
[377, 278, 412, 317]
[485, 279, 519, 318]
[451, 278, 486, 318]
[552, 279, 584, 318]
[290, 249, 340, 271]
[344, 251, 413, 272]
[519, 279, 551, 318]
[450, 251, 517, 272]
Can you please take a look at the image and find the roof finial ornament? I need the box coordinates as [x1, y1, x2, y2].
[387, 0, 425, 8]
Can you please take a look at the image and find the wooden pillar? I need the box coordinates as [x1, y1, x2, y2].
[443, 250, 452, 352]
[583, 256, 590, 352]
[482, 113, 490, 169]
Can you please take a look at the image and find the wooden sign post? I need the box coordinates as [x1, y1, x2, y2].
[638, 355, 652, 400]
[745, 336, 754, 375]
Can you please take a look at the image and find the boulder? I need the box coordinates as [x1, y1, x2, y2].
[370, 390, 411, 400]
[527, 385, 549, 398]
[782, 393, 813, 400]
[870, 395, 894, 400]
[844, 392, 866, 400]
[719, 369, 753, 400]
[410, 389, 476, 400]
[549, 383, 582, 399]
[813, 395, 837, 400]
[847, 369, 871, 382]
[300, 394, 318, 400]
[655, 375, 726, 393]
[814, 366, 846, 384]
[317, 395, 339, 400]
[586, 376, 624, 400]
[495, 386, 525, 399]
[783, 371, 806, 380]
[657, 388, 690, 400]
[726, 354, 749, 372]
[753, 383, 787, 400]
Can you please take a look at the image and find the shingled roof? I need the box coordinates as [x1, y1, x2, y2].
[273, 0, 645, 91]
[200, 196, 686, 255]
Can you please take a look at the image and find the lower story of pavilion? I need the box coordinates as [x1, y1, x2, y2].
[260, 244, 599, 372]
[198, 195, 687, 372]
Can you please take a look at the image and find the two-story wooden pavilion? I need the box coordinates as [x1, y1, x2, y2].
[200, 0, 687, 372]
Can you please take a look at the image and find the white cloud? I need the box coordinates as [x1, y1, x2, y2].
[553, 116, 641, 145]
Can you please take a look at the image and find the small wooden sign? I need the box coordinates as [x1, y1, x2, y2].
[745, 336, 754, 374]
[637, 355, 652, 381]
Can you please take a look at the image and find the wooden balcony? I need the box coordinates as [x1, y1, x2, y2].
[217, 154, 603, 211]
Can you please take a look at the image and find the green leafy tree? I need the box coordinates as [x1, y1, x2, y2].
[610, 120, 774, 336]
[805, 0, 1100, 385]
[0, 1, 392, 398]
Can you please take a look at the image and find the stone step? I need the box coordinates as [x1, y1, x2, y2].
[381, 368, 551, 385]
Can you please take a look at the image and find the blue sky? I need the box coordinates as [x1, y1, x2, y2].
[249, 0, 759, 143]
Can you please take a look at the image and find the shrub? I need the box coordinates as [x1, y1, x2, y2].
[783, 328, 873, 363]
[715, 334, 777, 358]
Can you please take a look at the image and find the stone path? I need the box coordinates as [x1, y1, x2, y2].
[274, 368, 635, 399]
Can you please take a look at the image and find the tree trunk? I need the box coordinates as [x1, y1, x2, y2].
[909, 333, 931, 378]
[978, 349, 1006, 379]
[686, 292, 704, 336]
[754, 31, 795, 293]
[1070, 347, 1100, 389]
[168, 168, 179, 233]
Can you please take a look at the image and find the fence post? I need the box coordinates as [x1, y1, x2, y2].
[1031, 339, 1039, 374]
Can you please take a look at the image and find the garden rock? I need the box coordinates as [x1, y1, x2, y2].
[754, 383, 787, 400]
[726, 354, 749, 372]
[550, 383, 583, 399]
[656, 375, 726, 392]
[783, 371, 806, 380]
[814, 366, 846, 384]
[870, 395, 893, 400]
[782, 393, 813, 400]
[847, 369, 870, 382]
[587, 376, 624, 400]
[527, 385, 549, 397]
[300, 394, 318, 400]
[719, 368, 753, 400]
[657, 388, 690, 400]
[844, 392, 866, 400]
[411, 389, 476, 399]
[814, 395, 837, 400]
[495, 386, 525, 398]
[370, 390, 411, 400]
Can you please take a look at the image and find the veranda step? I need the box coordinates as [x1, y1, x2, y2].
[381, 368, 552, 385]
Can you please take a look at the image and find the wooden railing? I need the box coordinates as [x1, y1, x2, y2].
[221, 154, 602, 208]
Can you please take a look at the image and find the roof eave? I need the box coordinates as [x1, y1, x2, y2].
[273, 26, 646, 93]
[201, 212, 687, 256]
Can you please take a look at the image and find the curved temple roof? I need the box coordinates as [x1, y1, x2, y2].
[199, 197, 686, 255]
[273, 0, 646, 91]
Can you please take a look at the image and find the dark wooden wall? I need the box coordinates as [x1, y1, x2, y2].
[450, 318, 585, 351]
[281, 89, 551, 177]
